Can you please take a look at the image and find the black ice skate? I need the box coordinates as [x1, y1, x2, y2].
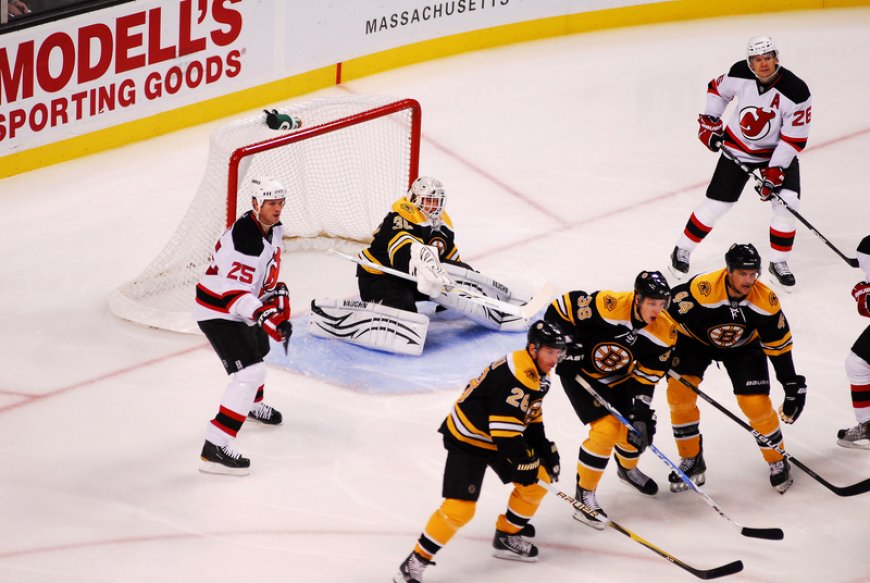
[571, 487, 607, 530]
[199, 441, 251, 476]
[247, 402, 283, 425]
[669, 447, 706, 492]
[768, 261, 796, 287]
[769, 459, 793, 494]
[837, 421, 870, 450]
[393, 551, 433, 583]
[669, 246, 691, 279]
[492, 529, 539, 562]
[616, 457, 659, 495]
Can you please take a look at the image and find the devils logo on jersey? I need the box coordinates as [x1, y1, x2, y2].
[592, 343, 632, 373]
[739, 107, 776, 141]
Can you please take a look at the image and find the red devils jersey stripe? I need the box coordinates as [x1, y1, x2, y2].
[724, 127, 775, 157]
[780, 134, 807, 152]
[196, 284, 247, 313]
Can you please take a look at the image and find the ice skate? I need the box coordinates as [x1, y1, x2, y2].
[199, 441, 250, 476]
[837, 421, 870, 450]
[769, 459, 793, 494]
[669, 448, 706, 492]
[492, 529, 539, 562]
[393, 551, 433, 583]
[768, 261, 796, 288]
[247, 401, 283, 425]
[616, 457, 658, 495]
[669, 246, 691, 279]
[571, 487, 607, 530]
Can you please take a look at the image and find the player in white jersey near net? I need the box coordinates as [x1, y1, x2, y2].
[669, 36, 812, 289]
[194, 176, 293, 475]
[837, 236, 870, 449]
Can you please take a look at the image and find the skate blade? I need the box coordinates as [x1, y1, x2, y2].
[669, 474, 705, 492]
[492, 549, 539, 563]
[837, 438, 870, 450]
[572, 511, 606, 530]
[199, 460, 251, 476]
[774, 477, 794, 494]
[667, 265, 688, 281]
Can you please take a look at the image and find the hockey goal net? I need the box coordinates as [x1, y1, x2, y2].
[110, 95, 422, 333]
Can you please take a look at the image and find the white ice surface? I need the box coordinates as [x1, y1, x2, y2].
[1, 8, 870, 583]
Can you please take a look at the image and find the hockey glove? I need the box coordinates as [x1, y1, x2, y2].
[508, 450, 541, 486]
[627, 399, 656, 453]
[537, 440, 561, 482]
[409, 242, 452, 299]
[779, 375, 807, 424]
[270, 282, 291, 320]
[264, 109, 302, 131]
[697, 114, 724, 152]
[562, 340, 584, 365]
[852, 281, 870, 318]
[756, 166, 784, 201]
[254, 303, 292, 344]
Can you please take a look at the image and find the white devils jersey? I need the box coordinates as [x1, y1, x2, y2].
[194, 211, 284, 324]
[705, 61, 811, 168]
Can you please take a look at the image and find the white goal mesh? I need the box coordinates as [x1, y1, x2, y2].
[110, 95, 421, 333]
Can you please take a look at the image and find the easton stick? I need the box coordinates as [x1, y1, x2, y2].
[715, 143, 859, 268]
[668, 370, 870, 497]
[574, 374, 784, 540]
[540, 481, 744, 580]
[329, 249, 555, 319]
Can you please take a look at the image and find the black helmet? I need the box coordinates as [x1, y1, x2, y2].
[527, 320, 569, 350]
[634, 270, 671, 301]
[725, 243, 761, 272]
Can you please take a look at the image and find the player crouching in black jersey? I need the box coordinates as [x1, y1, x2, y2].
[394, 321, 567, 583]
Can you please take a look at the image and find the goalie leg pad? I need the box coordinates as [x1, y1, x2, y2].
[308, 298, 429, 356]
[442, 263, 528, 304]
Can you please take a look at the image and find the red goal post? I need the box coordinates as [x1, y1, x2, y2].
[110, 95, 422, 333]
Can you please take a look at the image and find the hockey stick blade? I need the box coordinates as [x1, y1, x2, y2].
[575, 374, 784, 540]
[540, 482, 744, 579]
[519, 281, 558, 320]
[668, 370, 870, 497]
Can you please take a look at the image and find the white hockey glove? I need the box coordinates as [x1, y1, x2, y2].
[409, 242, 451, 299]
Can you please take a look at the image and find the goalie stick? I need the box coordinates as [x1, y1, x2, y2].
[574, 374, 784, 540]
[539, 481, 744, 580]
[668, 370, 870, 497]
[715, 143, 859, 268]
[328, 249, 555, 320]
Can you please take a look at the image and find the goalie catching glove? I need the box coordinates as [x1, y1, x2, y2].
[409, 241, 452, 298]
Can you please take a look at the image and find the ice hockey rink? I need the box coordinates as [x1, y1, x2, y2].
[2, 7, 870, 583]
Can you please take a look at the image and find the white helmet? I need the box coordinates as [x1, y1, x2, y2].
[746, 36, 779, 70]
[248, 176, 286, 206]
[408, 176, 446, 223]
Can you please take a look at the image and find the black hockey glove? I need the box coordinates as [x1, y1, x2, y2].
[537, 440, 561, 482]
[562, 340, 584, 365]
[779, 375, 807, 424]
[627, 399, 656, 453]
[508, 449, 541, 486]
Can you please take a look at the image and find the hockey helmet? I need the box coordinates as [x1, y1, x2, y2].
[725, 243, 762, 272]
[634, 270, 671, 302]
[248, 176, 287, 206]
[408, 176, 446, 223]
[746, 35, 780, 77]
[527, 320, 569, 351]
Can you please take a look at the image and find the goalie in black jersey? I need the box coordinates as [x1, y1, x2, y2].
[393, 321, 566, 582]
[545, 272, 678, 530]
[310, 176, 530, 355]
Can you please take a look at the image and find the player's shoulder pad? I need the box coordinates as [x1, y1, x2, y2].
[728, 60, 755, 80]
[745, 280, 783, 315]
[646, 309, 679, 347]
[231, 213, 266, 257]
[595, 289, 633, 315]
[509, 348, 542, 391]
[440, 210, 454, 229]
[392, 197, 427, 225]
[774, 67, 810, 103]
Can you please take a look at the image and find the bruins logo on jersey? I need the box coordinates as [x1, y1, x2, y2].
[429, 236, 447, 255]
[708, 323, 746, 347]
[676, 300, 694, 315]
[603, 294, 618, 311]
[592, 342, 632, 372]
[769, 291, 779, 307]
[698, 281, 712, 297]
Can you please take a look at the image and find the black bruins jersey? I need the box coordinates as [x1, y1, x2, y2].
[439, 349, 549, 457]
[668, 268, 797, 378]
[546, 290, 678, 400]
[357, 197, 461, 277]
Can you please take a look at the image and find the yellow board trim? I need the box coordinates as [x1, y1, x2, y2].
[3, 1, 868, 177]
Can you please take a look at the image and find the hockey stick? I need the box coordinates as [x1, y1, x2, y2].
[539, 481, 744, 579]
[715, 143, 859, 268]
[574, 374, 784, 540]
[668, 370, 870, 497]
[329, 249, 554, 319]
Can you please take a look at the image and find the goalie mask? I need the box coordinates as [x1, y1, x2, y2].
[408, 176, 446, 224]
